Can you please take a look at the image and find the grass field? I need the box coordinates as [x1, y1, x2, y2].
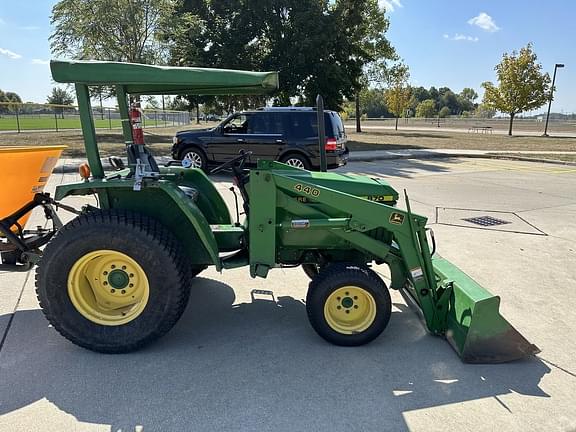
[0, 115, 183, 131]
[1, 125, 575, 162]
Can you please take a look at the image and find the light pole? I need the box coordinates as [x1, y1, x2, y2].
[543, 63, 564, 136]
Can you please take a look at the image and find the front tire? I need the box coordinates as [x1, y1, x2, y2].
[182, 147, 207, 171]
[36, 210, 191, 353]
[306, 264, 391, 346]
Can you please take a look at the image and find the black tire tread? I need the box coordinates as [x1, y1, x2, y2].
[306, 263, 391, 346]
[35, 209, 191, 353]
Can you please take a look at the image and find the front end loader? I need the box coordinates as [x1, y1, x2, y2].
[24, 60, 538, 362]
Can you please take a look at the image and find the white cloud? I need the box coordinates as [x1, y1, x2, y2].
[379, 0, 403, 12]
[468, 12, 500, 32]
[0, 47, 22, 59]
[31, 58, 49, 65]
[443, 33, 479, 42]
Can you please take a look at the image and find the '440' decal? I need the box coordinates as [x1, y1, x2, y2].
[294, 183, 320, 197]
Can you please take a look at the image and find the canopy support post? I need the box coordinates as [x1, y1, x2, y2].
[75, 84, 104, 178]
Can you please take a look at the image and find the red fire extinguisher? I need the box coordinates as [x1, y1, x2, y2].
[129, 102, 145, 145]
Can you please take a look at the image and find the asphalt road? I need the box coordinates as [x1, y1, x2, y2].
[1, 158, 575, 431]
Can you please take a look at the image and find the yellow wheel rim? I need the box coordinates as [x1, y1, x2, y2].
[67, 250, 150, 326]
[324, 286, 376, 334]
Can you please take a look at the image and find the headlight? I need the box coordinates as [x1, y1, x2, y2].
[172, 136, 179, 145]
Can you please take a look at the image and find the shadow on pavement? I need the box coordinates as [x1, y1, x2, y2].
[340, 157, 464, 179]
[0, 277, 550, 431]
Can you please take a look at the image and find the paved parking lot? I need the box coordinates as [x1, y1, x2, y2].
[1, 158, 575, 431]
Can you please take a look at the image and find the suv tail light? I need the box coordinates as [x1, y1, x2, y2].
[325, 137, 337, 151]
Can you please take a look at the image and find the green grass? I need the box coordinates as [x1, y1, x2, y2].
[0, 115, 178, 131]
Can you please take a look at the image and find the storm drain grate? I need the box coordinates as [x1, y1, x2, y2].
[462, 216, 511, 227]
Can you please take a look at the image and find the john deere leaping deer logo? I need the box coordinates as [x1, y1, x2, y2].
[389, 212, 405, 225]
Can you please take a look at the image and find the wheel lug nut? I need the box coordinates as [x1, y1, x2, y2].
[345, 292, 349, 296]
[337, 306, 341, 310]
[354, 296, 358, 300]
[103, 281, 108, 286]
[354, 305, 359, 309]
[129, 283, 134, 288]
[336, 297, 341, 301]
[111, 265, 116, 269]
[345, 310, 350, 314]
[103, 271, 108, 276]
[121, 290, 126, 294]
[122, 266, 126, 270]
[110, 289, 115, 293]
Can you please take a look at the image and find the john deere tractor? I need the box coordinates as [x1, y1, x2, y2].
[4, 60, 538, 363]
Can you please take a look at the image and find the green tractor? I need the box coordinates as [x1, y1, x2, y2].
[22, 60, 538, 362]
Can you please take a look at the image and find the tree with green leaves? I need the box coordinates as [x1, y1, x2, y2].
[50, 0, 174, 63]
[47, 87, 74, 118]
[438, 106, 451, 118]
[416, 99, 436, 118]
[384, 62, 411, 130]
[482, 43, 551, 135]
[166, 0, 395, 114]
[0, 90, 22, 114]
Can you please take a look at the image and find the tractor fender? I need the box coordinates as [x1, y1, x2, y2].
[55, 180, 222, 271]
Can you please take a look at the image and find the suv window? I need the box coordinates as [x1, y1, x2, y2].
[223, 114, 251, 134]
[329, 112, 345, 139]
[248, 112, 284, 135]
[288, 112, 339, 138]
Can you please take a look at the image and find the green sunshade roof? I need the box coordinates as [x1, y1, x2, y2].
[50, 60, 279, 96]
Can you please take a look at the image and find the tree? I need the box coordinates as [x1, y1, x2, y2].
[50, 0, 174, 63]
[166, 0, 395, 114]
[460, 87, 478, 103]
[416, 99, 436, 118]
[475, 103, 496, 119]
[0, 90, 22, 114]
[47, 87, 74, 118]
[384, 62, 411, 130]
[438, 106, 451, 118]
[481, 43, 551, 135]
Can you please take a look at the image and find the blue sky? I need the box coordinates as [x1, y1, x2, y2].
[1, 0, 574, 113]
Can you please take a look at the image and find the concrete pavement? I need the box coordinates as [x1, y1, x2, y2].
[1, 158, 575, 431]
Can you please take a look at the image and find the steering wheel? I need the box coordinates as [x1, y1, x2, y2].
[210, 151, 252, 175]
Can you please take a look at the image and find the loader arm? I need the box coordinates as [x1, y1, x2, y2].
[248, 161, 539, 363]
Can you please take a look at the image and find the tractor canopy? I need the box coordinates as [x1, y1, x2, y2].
[50, 60, 279, 96]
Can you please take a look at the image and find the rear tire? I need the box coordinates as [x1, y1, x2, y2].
[280, 154, 310, 170]
[36, 210, 191, 353]
[306, 263, 391, 346]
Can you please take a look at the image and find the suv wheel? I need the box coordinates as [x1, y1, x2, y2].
[281, 154, 310, 170]
[182, 148, 207, 170]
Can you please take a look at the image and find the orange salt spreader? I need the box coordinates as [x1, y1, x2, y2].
[0, 145, 75, 271]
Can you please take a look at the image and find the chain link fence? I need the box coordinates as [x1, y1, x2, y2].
[345, 116, 576, 135]
[0, 102, 191, 133]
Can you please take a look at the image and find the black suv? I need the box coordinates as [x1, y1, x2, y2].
[171, 107, 348, 171]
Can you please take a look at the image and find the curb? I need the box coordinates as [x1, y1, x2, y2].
[55, 152, 576, 174]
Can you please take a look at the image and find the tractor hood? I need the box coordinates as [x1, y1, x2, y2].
[262, 161, 398, 205]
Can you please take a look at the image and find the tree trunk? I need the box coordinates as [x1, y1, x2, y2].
[196, 102, 200, 124]
[508, 112, 515, 136]
[395, 116, 399, 131]
[355, 92, 361, 133]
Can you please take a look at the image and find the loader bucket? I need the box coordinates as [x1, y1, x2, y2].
[0, 146, 66, 230]
[433, 256, 540, 363]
